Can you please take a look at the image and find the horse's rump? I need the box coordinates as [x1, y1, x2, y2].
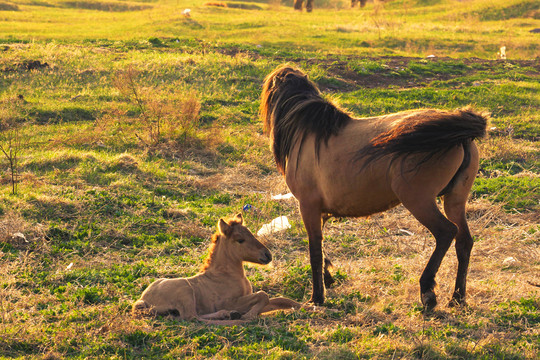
[356, 108, 488, 171]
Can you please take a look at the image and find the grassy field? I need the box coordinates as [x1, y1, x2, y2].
[0, 0, 539, 358]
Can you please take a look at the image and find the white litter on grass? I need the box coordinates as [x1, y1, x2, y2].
[66, 263, 73, 271]
[398, 228, 414, 236]
[12, 232, 27, 242]
[182, 9, 191, 17]
[498, 46, 506, 60]
[257, 216, 291, 236]
[502, 257, 517, 267]
[271, 193, 295, 200]
[426, 54, 436, 58]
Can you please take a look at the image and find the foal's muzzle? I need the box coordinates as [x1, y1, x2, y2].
[259, 250, 272, 264]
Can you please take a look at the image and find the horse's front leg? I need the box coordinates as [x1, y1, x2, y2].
[322, 214, 335, 288]
[300, 203, 325, 305]
[222, 291, 270, 320]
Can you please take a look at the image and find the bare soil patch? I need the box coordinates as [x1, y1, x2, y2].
[312, 56, 540, 91]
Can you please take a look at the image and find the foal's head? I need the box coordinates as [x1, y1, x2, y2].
[202, 214, 272, 271]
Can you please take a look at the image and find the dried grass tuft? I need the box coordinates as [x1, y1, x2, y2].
[113, 153, 139, 170]
[0, 212, 45, 247]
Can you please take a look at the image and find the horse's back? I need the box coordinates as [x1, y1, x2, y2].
[286, 112, 473, 217]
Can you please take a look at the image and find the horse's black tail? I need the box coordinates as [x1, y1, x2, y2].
[357, 108, 488, 172]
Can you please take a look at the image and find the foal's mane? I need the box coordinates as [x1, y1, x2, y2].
[260, 65, 352, 174]
[200, 217, 243, 272]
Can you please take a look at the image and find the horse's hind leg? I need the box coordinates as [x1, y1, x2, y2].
[444, 144, 479, 306]
[261, 297, 303, 313]
[401, 198, 458, 310]
[444, 194, 473, 306]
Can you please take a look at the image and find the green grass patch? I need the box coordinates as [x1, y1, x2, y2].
[473, 176, 540, 211]
[0, 0, 539, 358]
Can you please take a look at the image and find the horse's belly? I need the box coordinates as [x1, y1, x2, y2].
[321, 175, 400, 217]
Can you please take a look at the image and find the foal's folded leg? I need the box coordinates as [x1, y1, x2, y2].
[223, 291, 270, 320]
[198, 310, 236, 321]
[261, 297, 303, 313]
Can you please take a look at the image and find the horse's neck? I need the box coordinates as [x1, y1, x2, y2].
[204, 238, 246, 279]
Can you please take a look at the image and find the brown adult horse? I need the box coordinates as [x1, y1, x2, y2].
[260, 65, 488, 309]
[294, 0, 313, 12]
[133, 214, 302, 322]
[295, 0, 366, 12]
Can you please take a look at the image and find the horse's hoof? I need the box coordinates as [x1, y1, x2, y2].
[421, 291, 437, 311]
[324, 273, 335, 288]
[310, 297, 325, 306]
[448, 297, 467, 308]
[229, 311, 242, 320]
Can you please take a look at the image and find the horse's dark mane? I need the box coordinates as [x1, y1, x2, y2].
[356, 108, 488, 172]
[260, 65, 352, 174]
[200, 217, 243, 272]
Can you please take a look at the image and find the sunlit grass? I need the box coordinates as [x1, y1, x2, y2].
[1, 0, 538, 58]
[0, 0, 539, 358]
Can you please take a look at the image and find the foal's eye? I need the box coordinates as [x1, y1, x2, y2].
[237, 239, 245, 244]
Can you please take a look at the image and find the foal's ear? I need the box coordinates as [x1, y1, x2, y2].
[218, 218, 232, 236]
[234, 213, 244, 225]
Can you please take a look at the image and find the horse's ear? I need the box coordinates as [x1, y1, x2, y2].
[218, 218, 232, 236]
[234, 213, 244, 225]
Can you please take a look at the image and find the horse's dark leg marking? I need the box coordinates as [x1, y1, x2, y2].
[300, 203, 325, 305]
[293, 0, 303, 10]
[323, 254, 335, 288]
[403, 200, 457, 310]
[306, 0, 313, 12]
[444, 143, 479, 306]
[449, 214, 473, 306]
[321, 213, 335, 288]
[444, 195, 473, 306]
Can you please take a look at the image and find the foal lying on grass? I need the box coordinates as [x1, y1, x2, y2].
[133, 213, 302, 323]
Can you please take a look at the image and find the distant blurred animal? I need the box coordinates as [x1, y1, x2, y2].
[260, 65, 488, 310]
[351, 0, 368, 7]
[133, 214, 302, 323]
[295, 0, 366, 11]
[294, 0, 313, 12]
[204, 2, 227, 7]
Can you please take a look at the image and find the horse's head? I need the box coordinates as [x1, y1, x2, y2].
[260, 65, 350, 175]
[260, 65, 319, 136]
[217, 213, 272, 265]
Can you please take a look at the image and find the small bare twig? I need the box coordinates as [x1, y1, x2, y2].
[0, 99, 25, 195]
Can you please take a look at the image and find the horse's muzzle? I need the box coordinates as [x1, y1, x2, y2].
[259, 250, 272, 264]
